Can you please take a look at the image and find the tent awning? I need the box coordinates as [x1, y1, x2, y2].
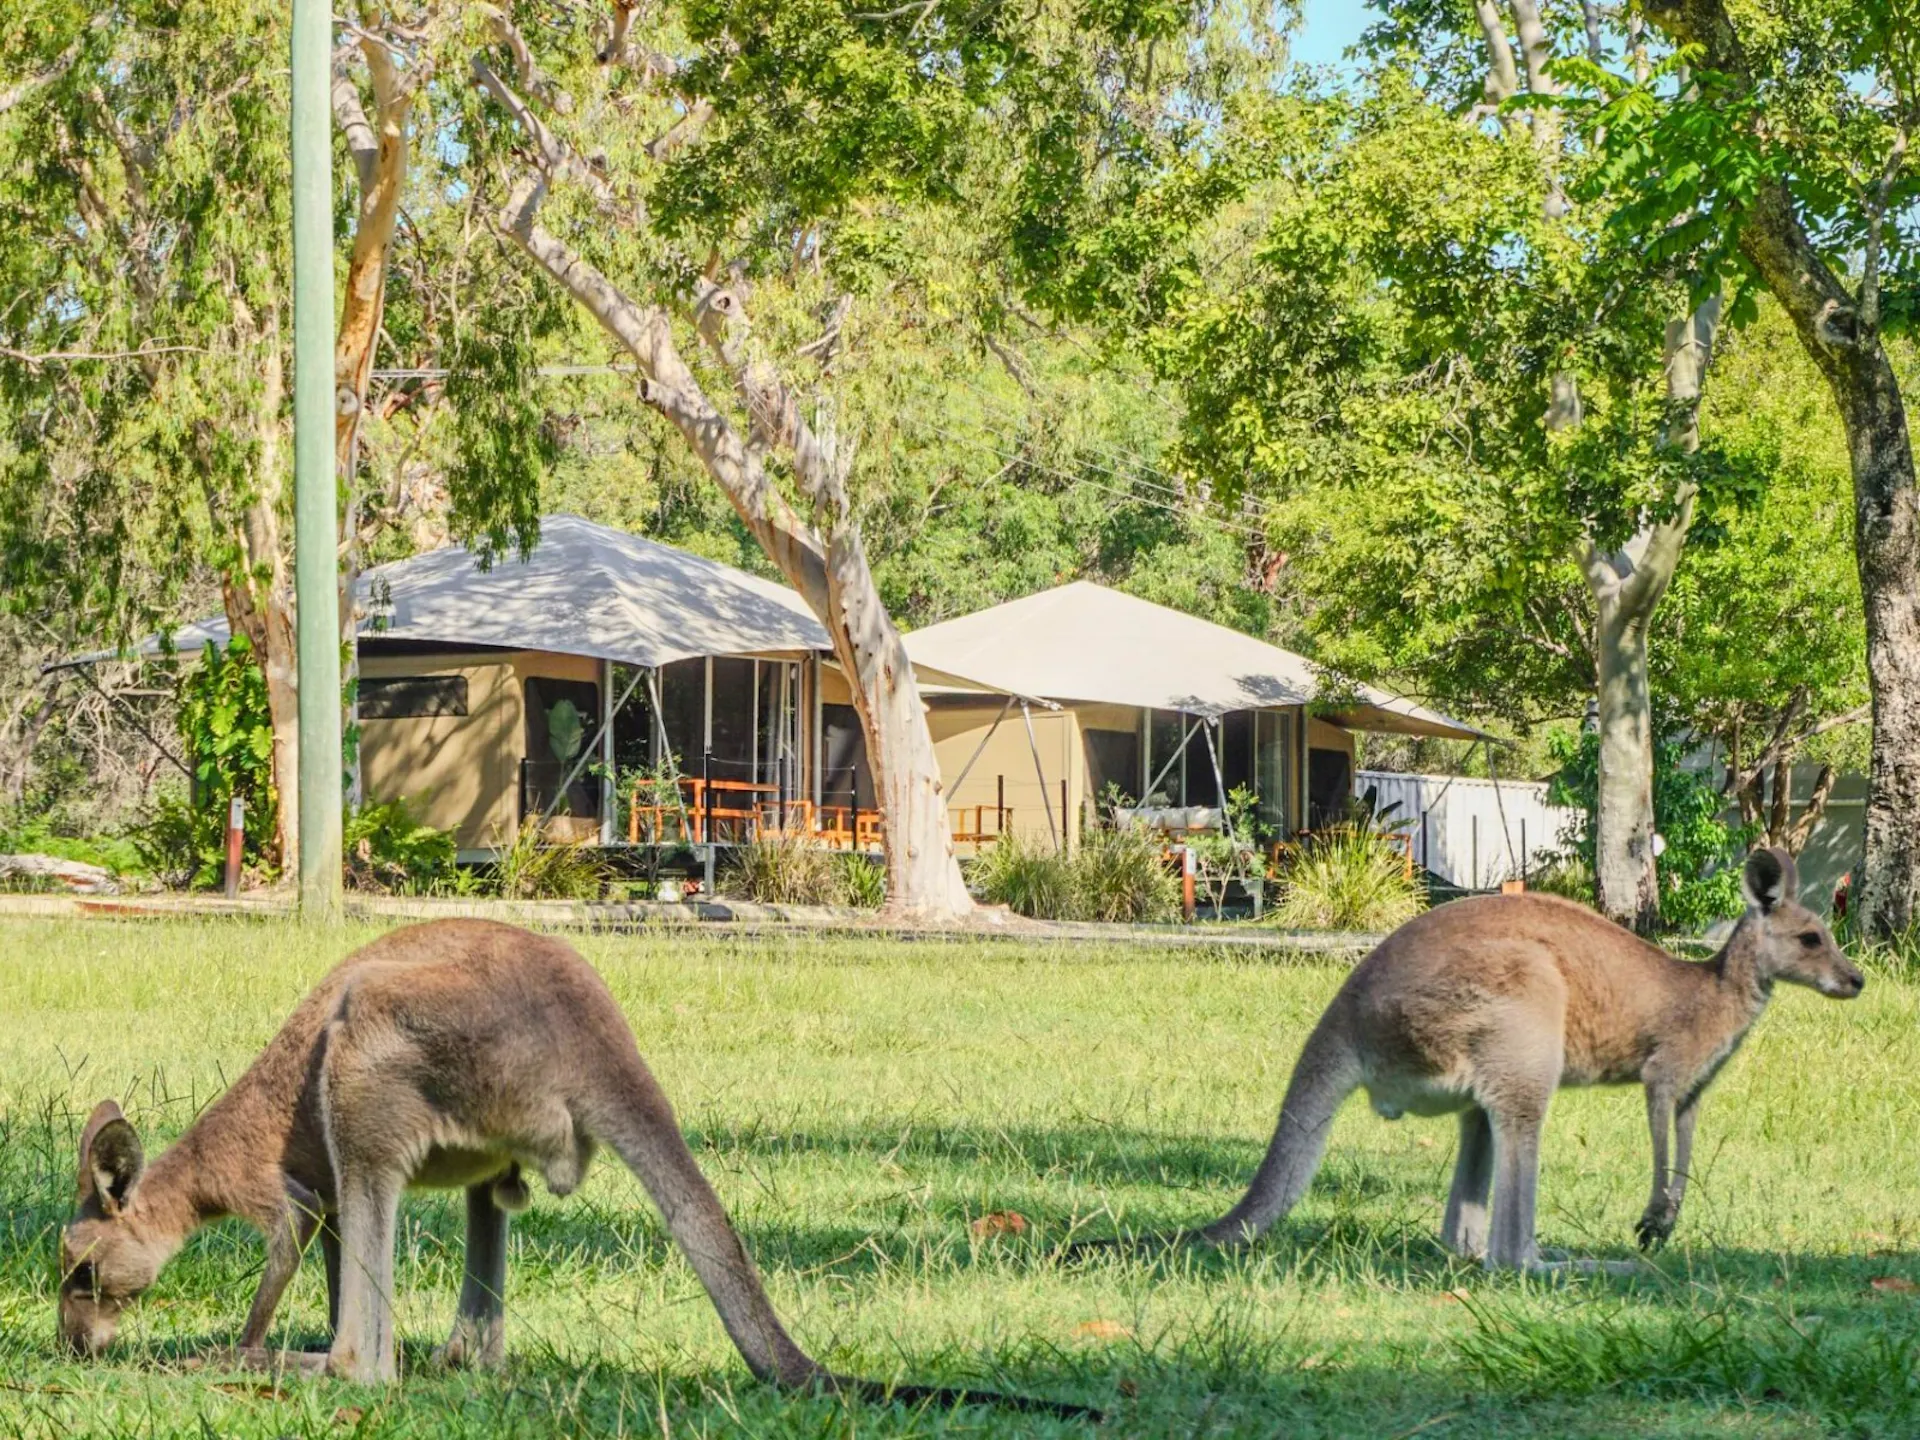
[901, 581, 1485, 740]
[54, 514, 831, 671]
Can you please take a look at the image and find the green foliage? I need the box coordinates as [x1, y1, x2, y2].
[1528, 853, 1598, 907]
[0, 816, 146, 876]
[1189, 786, 1267, 912]
[343, 799, 459, 895]
[969, 829, 1076, 920]
[488, 819, 611, 901]
[970, 824, 1178, 922]
[165, 636, 278, 884]
[720, 832, 855, 907]
[839, 852, 887, 910]
[1067, 822, 1182, 923]
[1271, 828, 1426, 932]
[1546, 731, 1747, 933]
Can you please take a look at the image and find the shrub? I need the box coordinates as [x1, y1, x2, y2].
[839, 853, 886, 909]
[175, 635, 281, 877]
[344, 799, 459, 894]
[720, 831, 852, 906]
[1272, 828, 1426, 932]
[0, 815, 146, 876]
[1546, 729, 1747, 932]
[1528, 853, 1597, 906]
[970, 829, 1075, 920]
[1070, 823, 1180, 923]
[488, 818, 610, 900]
[129, 791, 216, 889]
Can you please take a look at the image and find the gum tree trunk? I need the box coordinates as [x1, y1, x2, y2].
[485, 146, 972, 918]
[1646, 0, 1920, 937]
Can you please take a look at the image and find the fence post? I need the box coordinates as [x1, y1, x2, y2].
[1472, 814, 1479, 891]
[776, 755, 787, 833]
[224, 795, 245, 900]
[996, 774, 1005, 833]
[1061, 779, 1069, 851]
[1420, 808, 1429, 877]
[702, 747, 715, 894]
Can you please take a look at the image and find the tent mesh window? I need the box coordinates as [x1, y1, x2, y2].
[522, 677, 602, 820]
[360, 675, 469, 720]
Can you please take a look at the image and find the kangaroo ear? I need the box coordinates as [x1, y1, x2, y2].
[1742, 847, 1798, 914]
[78, 1102, 144, 1216]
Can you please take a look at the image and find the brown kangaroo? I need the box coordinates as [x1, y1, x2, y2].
[1072, 847, 1862, 1270]
[58, 919, 1093, 1418]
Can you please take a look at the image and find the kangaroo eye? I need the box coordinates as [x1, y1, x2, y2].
[1798, 932, 1823, 948]
[65, 1260, 96, 1292]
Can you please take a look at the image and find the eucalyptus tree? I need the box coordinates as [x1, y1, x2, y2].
[0, 0, 304, 863]
[1571, 0, 1919, 935]
[444, 0, 1282, 917]
[1371, 0, 1920, 932]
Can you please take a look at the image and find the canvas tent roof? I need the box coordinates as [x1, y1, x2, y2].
[902, 581, 1484, 740]
[63, 515, 830, 670]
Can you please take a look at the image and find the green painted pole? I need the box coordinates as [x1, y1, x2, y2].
[291, 0, 341, 919]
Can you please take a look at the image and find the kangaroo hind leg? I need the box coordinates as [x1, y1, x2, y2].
[1441, 1105, 1494, 1261]
[435, 1181, 510, 1370]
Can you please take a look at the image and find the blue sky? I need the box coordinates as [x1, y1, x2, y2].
[1290, 0, 1377, 72]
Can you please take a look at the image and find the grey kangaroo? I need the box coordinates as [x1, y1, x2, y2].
[59, 920, 1093, 1418]
[1074, 847, 1862, 1269]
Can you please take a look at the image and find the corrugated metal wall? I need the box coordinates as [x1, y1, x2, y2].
[1356, 770, 1582, 890]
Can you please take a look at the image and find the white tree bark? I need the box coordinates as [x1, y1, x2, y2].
[1579, 294, 1720, 932]
[481, 87, 973, 918]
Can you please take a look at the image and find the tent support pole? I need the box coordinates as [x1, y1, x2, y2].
[1202, 719, 1235, 842]
[600, 661, 616, 846]
[1021, 701, 1060, 852]
[949, 696, 1016, 798]
[809, 654, 823, 808]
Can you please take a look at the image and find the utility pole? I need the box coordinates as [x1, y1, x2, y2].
[291, 0, 341, 918]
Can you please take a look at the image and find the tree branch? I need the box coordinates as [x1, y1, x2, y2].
[1860, 122, 1909, 339]
[0, 34, 89, 116]
[492, 172, 831, 613]
[332, 45, 380, 195]
[470, 59, 614, 206]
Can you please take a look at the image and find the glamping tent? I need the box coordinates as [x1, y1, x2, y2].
[898, 582, 1482, 853]
[103, 516, 834, 856]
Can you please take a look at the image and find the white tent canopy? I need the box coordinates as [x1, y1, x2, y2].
[67, 514, 829, 669]
[902, 581, 1483, 740]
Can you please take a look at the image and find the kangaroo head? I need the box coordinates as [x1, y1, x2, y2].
[59, 1101, 164, 1356]
[1740, 847, 1864, 999]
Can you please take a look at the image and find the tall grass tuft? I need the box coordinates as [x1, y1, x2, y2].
[969, 829, 1075, 919]
[1069, 823, 1181, 923]
[969, 825, 1179, 922]
[1272, 828, 1425, 932]
[489, 818, 611, 899]
[720, 831, 877, 907]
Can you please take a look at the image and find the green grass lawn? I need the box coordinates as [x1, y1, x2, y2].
[1, 917, 1917, 1438]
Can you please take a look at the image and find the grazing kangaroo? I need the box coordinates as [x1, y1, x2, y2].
[1072, 847, 1862, 1270]
[59, 920, 1092, 1418]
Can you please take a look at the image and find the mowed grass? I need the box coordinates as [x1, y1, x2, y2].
[1, 917, 1917, 1439]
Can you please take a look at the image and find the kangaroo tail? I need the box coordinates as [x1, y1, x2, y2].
[1193, 1015, 1358, 1246]
[589, 1053, 1100, 1420]
[1066, 1015, 1359, 1258]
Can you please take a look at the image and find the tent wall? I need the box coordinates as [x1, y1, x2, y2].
[929, 701, 1086, 854]
[359, 649, 601, 853]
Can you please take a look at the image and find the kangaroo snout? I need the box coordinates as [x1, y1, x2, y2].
[1820, 964, 1866, 998]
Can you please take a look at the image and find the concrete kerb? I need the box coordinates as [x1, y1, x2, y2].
[0, 891, 1382, 956]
